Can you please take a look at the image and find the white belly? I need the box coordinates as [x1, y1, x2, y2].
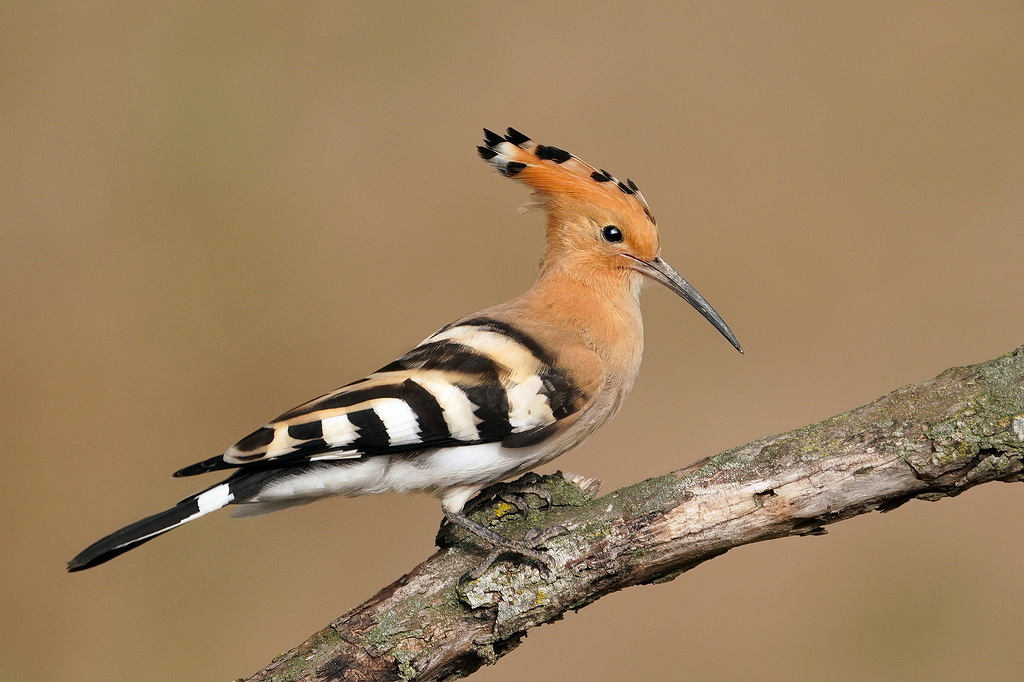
[237, 440, 559, 516]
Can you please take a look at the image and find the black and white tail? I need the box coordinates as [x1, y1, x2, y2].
[67, 483, 234, 571]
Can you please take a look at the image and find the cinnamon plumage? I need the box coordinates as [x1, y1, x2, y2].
[68, 128, 741, 574]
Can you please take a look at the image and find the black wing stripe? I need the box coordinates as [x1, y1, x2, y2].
[461, 383, 511, 441]
[380, 340, 505, 379]
[446, 317, 556, 367]
[348, 408, 389, 450]
[287, 421, 323, 441]
[233, 427, 275, 453]
[294, 437, 329, 451]
[540, 369, 583, 419]
[401, 379, 451, 441]
[299, 382, 417, 416]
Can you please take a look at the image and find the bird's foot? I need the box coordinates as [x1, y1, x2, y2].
[474, 472, 553, 516]
[463, 524, 569, 582]
[443, 508, 568, 583]
[494, 483, 554, 516]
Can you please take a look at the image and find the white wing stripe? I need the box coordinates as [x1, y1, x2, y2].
[308, 450, 361, 462]
[505, 373, 555, 431]
[372, 398, 422, 446]
[411, 377, 481, 441]
[322, 413, 359, 448]
[427, 327, 541, 380]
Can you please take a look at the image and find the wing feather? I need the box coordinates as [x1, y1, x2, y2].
[173, 319, 597, 477]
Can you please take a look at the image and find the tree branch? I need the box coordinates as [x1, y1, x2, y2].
[240, 347, 1024, 682]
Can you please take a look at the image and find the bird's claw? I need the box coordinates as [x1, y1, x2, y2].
[459, 523, 569, 583]
[482, 476, 555, 515]
[523, 524, 568, 544]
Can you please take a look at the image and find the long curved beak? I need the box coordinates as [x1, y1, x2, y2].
[625, 255, 743, 353]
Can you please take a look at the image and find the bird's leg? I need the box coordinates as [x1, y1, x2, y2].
[443, 508, 568, 581]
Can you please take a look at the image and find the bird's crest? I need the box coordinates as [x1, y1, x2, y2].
[478, 128, 656, 225]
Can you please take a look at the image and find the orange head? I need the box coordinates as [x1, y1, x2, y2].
[479, 128, 742, 353]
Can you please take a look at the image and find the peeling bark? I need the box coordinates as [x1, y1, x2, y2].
[240, 347, 1024, 682]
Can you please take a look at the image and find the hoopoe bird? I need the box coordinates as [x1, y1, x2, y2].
[68, 128, 742, 575]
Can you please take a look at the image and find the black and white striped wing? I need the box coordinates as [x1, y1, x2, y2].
[174, 318, 589, 477]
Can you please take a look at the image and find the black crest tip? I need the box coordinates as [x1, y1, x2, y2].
[477, 146, 498, 160]
[617, 181, 635, 194]
[535, 144, 572, 163]
[482, 128, 504, 147]
[591, 169, 612, 182]
[626, 178, 640, 191]
[503, 161, 527, 177]
[504, 127, 531, 146]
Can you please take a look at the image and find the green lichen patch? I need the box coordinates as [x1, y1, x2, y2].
[257, 626, 348, 682]
[363, 599, 427, 652]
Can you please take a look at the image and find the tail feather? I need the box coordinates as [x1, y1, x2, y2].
[67, 483, 234, 572]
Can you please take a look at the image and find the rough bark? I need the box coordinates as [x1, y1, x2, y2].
[240, 346, 1024, 682]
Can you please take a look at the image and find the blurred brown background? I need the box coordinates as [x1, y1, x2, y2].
[3, 2, 1023, 680]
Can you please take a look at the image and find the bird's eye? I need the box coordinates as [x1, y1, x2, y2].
[602, 225, 623, 243]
